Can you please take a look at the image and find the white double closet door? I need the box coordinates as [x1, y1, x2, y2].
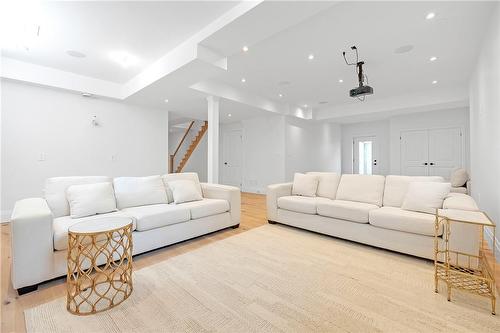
[400, 127, 463, 179]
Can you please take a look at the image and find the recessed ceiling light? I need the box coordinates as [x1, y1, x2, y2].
[303, 104, 308, 108]
[81, 92, 93, 97]
[394, 45, 414, 54]
[308, 54, 314, 60]
[109, 51, 139, 68]
[164, 99, 169, 103]
[242, 46, 248, 52]
[426, 12, 436, 20]
[429, 56, 437, 62]
[432, 80, 438, 84]
[241, 78, 246, 83]
[228, 113, 232, 117]
[338, 79, 344, 83]
[278, 93, 283, 98]
[66, 50, 86, 58]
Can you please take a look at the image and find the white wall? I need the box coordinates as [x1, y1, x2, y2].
[340, 108, 469, 176]
[1, 80, 168, 220]
[285, 117, 341, 180]
[341, 120, 390, 175]
[220, 114, 286, 193]
[220, 114, 341, 193]
[389, 107, 470, 175]
[469, 3, 500, 258]
[168, 124, 208, 182]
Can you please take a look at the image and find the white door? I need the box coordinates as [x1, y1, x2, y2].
[222, 129, 242, 188]
[353, 136, 379, 175]
[400, 130, 429, 176]
[400, 128, 463, 178]
[428, 128, 463, 178]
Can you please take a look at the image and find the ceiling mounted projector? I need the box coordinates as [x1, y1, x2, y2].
[342, 46, 373, 101]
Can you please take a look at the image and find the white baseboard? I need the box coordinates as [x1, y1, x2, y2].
[242, 186, 265, 194]
[484, 228, 500, 261]
[1, 210, 12, 223]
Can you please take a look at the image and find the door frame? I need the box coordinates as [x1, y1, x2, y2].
[221, 128, 243, 188]
[352, 135, 379, 175]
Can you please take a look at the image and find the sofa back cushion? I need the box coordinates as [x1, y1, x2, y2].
[291, 173, 319, 197]
[44, 176, 111, 218]
[67, 182, 117, 218]
[383, 175, 444, 208]
[401, 182, 451, 214]
[113, 175, 168, 209]
[162, 172, 202, 203]
[335, 174, 385, 206]
[168, 180, 204, 204]
[306, 172, 341, 199]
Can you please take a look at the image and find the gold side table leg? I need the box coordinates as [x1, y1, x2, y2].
[445, 220, 451, 302]
[434, 213, 439, 293]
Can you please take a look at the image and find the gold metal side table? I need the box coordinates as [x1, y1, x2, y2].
[434, 209, 496, 314]
[67, 216, 134, 315]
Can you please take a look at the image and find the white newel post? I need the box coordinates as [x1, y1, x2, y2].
[207, 96, 220, 183]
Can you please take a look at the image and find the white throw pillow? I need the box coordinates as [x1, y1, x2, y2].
[292, 173, 319, 197]
[401, 182, 451, 214]
[168, 180, 203, 204]
[450, 168, 469, 187]
[66, 182, 117, 218]
[306, 172, 341, 199]
[113, 175, 168, 209]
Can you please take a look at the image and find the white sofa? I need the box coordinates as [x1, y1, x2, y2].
[267, 173, 480, 260]
[10, 172, 240, 295]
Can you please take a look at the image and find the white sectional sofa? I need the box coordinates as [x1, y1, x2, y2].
[267, 173, 480, 260]
[10, 172, 240, 295]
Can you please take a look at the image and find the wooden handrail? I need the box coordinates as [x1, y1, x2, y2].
[172, 121, 195, 158]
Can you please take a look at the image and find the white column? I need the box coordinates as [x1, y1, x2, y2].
[207, 96, 220, 183]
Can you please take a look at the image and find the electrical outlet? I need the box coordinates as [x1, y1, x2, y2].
[38, 153, 46, 162]
[111, 154, 117, 162]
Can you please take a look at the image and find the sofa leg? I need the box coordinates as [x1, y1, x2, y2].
[17, 284, 39, 295]
[231, 224, 240, 229]
[268, 220, 277, 224]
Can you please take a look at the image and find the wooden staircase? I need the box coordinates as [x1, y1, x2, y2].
[169, 121, 208, 173]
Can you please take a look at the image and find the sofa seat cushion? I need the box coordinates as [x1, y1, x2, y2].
[53, 212, 136, 251]
[277, 196, 331, 215]
[369, 207, 441, 237]
[177, 199, 230, 219]
[317, 200, 379, 223]
[121, 204, 190, 232]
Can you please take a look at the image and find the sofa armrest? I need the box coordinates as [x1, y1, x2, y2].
[443, 193, 479, 211]
[266, 183, 293, 221]
[10, 198, 54, 289]
[200, 183, 241, 225]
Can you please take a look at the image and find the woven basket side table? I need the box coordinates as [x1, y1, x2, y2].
[67, 216, 134, 315]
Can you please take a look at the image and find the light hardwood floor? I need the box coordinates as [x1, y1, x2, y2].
[2, 192, 499, 332]
[0, 193, 267, 333]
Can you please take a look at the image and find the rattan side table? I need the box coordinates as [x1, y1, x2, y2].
[67, 216, 134, 315]
[434, 209, 496, 314]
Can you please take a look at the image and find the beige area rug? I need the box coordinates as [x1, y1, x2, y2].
[26, 224, 500, 332]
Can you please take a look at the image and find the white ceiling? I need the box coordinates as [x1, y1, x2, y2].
[218, 1, 494, 109]
[1, 1, 497, 123]
[0, 1, 239, 82]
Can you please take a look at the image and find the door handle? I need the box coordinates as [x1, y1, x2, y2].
[423, 162, 428, 165]
[429, 162, 435, 166]
[224, 162, 228, 165]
